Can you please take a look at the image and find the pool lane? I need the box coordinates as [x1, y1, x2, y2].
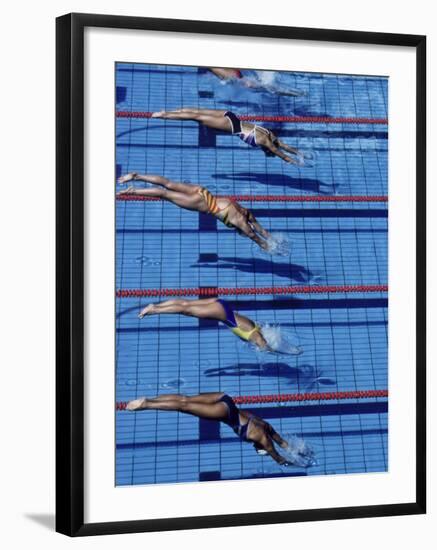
[115, 63, 388, 485]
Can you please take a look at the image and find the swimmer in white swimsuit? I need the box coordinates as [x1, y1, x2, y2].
[151, 108, 303, 164]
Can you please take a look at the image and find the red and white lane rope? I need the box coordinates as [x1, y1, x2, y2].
[115, 389, 388, 410]
[116, 284, 388, 298]
[116, 194, 388, 203]
[116, 111, 388, 125]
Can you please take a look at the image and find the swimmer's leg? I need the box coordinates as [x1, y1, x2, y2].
[118, 172, 137, 184]
[127, 394, 229, 421]
[151, 110, 231, 132]
[147, 392, 225, 404]
[117, 186, 202, 211]
[139, 298, 224, 319]
[159, 108, 227, 117]
[134, 175, 200, 194]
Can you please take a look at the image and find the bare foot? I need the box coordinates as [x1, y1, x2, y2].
[138, 304, 155, 318]
[126, 398, 147, 411]
[117, 172, 137, 184]
[116, 186, 136, 196]
[151, 111, 165, 118]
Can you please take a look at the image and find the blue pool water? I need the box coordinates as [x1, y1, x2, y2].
[115, 64, 388, 485]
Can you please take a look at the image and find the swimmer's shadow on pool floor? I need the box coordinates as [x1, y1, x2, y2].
[193, 257, 317, 283]
[204, 362, 336, 388]
[212, 172, 336, 194]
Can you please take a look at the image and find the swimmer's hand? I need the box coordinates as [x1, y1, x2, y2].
[117, 172, 137, 184]
[126, 398, 147, 411]
[117, 186, 136, 196]
[280, 460, 293, 467]
[138, 304, 155, 318]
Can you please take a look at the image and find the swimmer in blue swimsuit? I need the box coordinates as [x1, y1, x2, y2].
[151, 108, 303, 164]
[126, 392, 294, 466]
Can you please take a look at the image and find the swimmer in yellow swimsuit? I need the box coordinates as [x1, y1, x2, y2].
[138, 297, 269, 349]
[137, 297, 302, 356]
[117, 173, 272, 250]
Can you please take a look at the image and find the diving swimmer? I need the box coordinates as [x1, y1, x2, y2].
[137, 297, 302, 355]
[126, 392, 300, 466]
[150, 108, 303, 164]
[117, 173, 272, 251]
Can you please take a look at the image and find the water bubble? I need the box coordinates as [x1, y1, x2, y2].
[159, 378, 186, 390]
[135, 256, 161, 267]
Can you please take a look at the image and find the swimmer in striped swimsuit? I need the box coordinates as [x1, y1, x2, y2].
[137, 296, 268, 348]
[150, 108, 304, 164]
[117, 173, 272, 250]
[125, 391, 295, 466]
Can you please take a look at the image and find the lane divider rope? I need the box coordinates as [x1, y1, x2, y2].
[115, 389, 388, 410]
[116, 284, 388, 298]
[116, 111, 388, 125]
[117, 194, 388, 203]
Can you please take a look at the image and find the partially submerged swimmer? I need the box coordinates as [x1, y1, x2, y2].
[150, 108, 303, 164]
[117, 173, 272, 251]
[138, 297, 302, 355]
[126, 392, 299, 466]
[208, 67, 304, 97]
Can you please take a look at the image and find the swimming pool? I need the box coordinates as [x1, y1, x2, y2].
[115, 64, 388, 485]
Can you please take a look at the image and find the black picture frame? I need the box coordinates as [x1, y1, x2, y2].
[56, 12, 426, 536]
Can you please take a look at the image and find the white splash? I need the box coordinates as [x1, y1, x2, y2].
[296, 150, 317, 167]
[278, 434, 317, 468]
[265, 232, 292, 256]
[254, 70, 277, 86]
[258, 323, 303, 356]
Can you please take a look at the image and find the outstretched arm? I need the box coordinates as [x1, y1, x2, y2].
[269, 426, 288, 449]
[238, 223, 269, 251]
[277, 140, 300, 155]
[263, 142, 298, 164]
[259, 435, 291, 466]
[247, 212, 271, 239]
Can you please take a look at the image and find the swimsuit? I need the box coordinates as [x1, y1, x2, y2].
[223, 111, 272, 149]
[224, 111, 242, 134]
[219, 394, 252, 441]
[197, 187, 235, 228]
[217, 298, 260, 342]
